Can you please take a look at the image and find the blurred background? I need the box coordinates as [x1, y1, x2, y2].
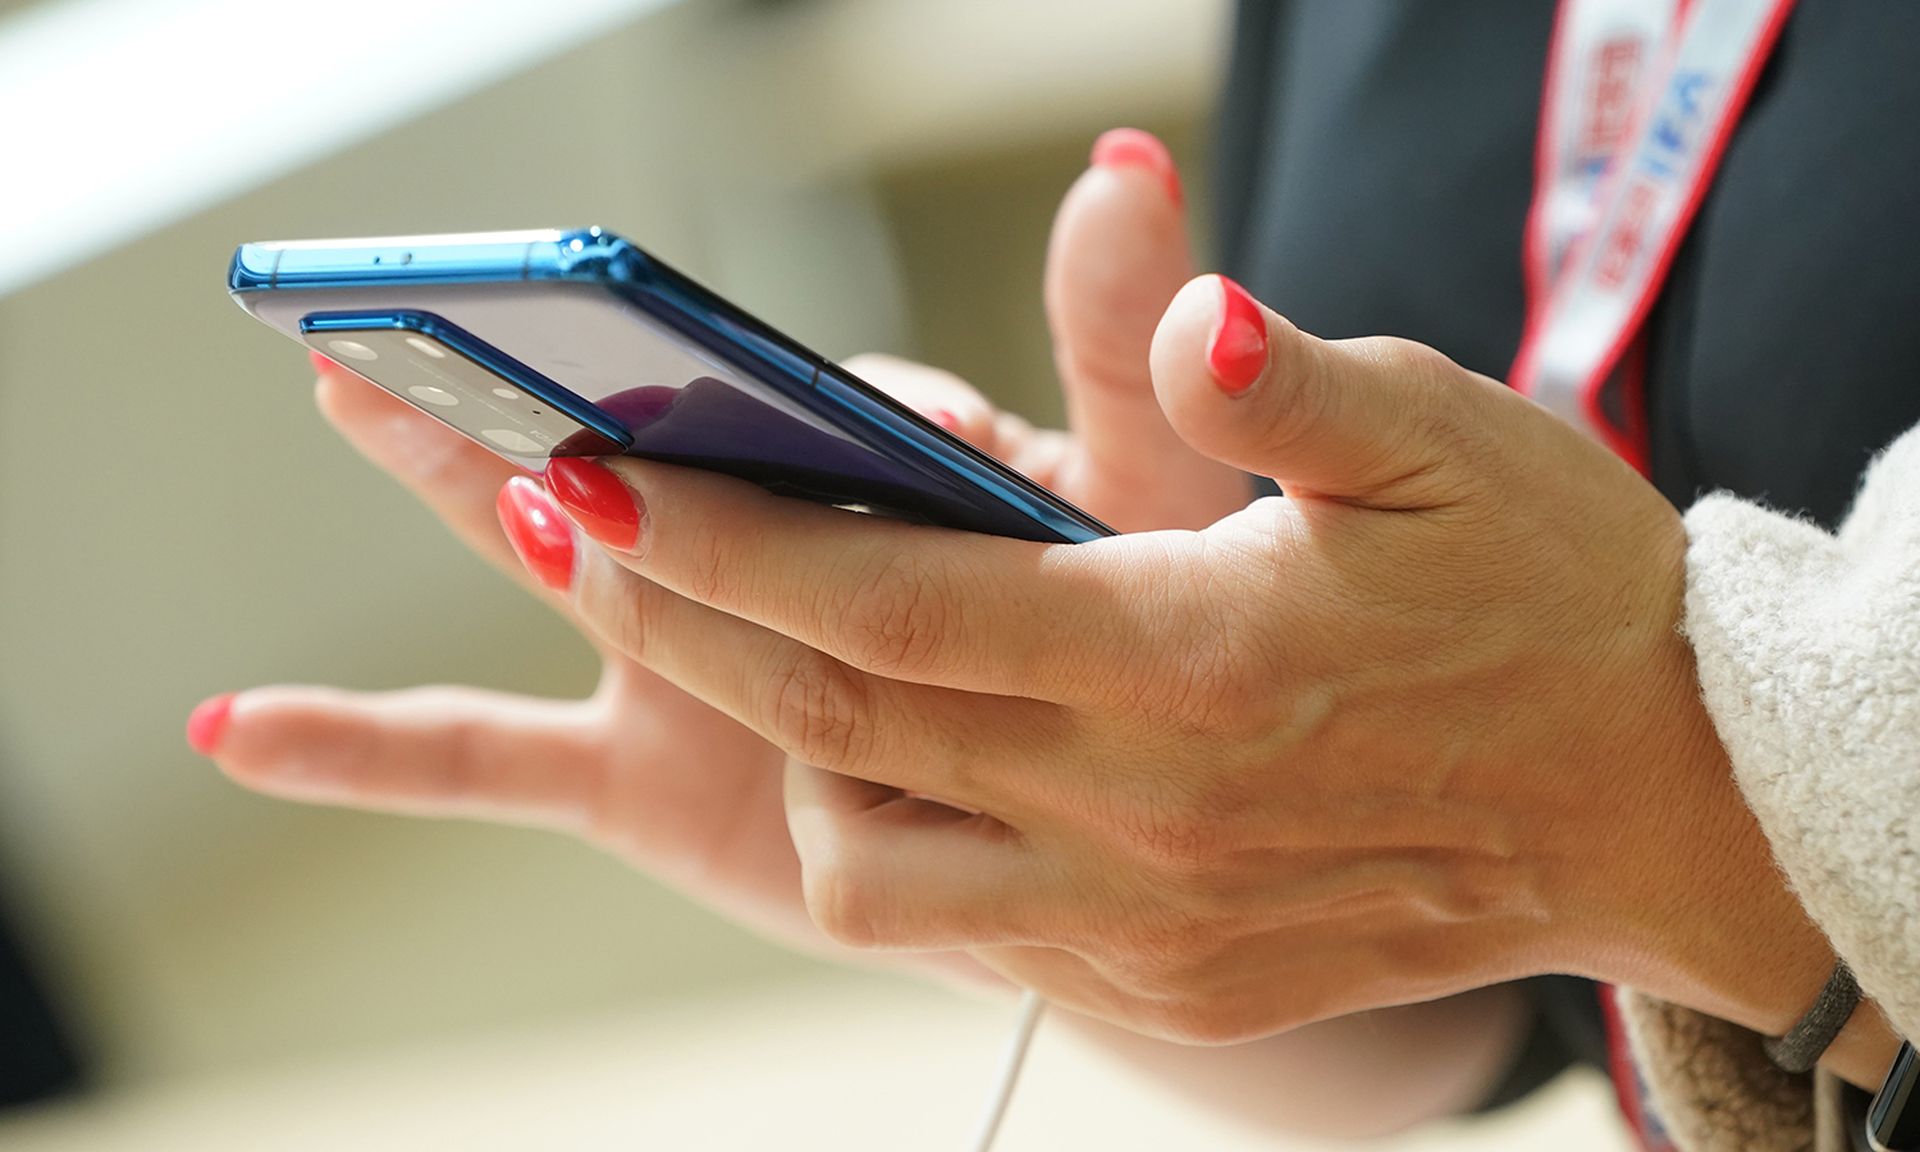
[0, 0, 1628, 1146]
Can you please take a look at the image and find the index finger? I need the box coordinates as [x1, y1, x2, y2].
[544, 456, 1150, 701]
[314, 363, 532, 582]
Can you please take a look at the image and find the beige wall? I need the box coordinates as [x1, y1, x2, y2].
[0, 0, 1220, 1085]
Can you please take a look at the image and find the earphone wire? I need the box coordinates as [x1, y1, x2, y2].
[967, 991, 1046, 1152]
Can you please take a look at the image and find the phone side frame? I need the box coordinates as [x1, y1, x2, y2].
[230, 228, 1115, 543]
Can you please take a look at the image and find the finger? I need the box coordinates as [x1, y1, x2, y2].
[839, 353, 999, 448]
[841, 352, 1080, 490]
[193, 683, 604, 832]
[1048, 130, 1249, 528]
[541, 457, 1157, 701]
[784, 760, 1049, 950]
[500, 477, 1062, 802]
[312, 357, 534, 581]
[1150, 275, 1513, 509]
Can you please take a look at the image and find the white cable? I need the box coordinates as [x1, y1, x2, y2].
[966, 991, 1046, 1152]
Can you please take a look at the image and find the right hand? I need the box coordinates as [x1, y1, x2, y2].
[193, 129, 1243, 986]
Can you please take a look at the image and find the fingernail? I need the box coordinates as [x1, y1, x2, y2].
[186, 693, 236, 756]
[1090, 127, 1183, 207]
[497, 476, 577, 592]
[1207, 276, 1268, 396]
[544, 457, 644, 552]
[308, 349, 337, 375]
[931, 408, 962, 432]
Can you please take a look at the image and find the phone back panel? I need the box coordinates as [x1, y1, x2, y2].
[230, 229, 1111, 543]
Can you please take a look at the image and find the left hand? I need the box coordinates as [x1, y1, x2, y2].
[513, 275, 1830, 1044]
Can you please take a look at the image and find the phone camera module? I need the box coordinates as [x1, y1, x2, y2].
[326, 339, 379, 362]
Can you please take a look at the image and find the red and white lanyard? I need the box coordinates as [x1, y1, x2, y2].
[1510, 0, 1796, 473]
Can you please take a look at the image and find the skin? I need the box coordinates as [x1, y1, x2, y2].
[532, 285, 1898, 1085]
[518, 287, 1901, 1087]
[207, 134, 1899, 1118]
[209, 151, 1525, 1138]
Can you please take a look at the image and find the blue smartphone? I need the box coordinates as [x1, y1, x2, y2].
[228, 227, 1112, 544]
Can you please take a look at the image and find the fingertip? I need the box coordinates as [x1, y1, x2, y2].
[1149, 275, 1295, 465]
[1089, 127, 1183, 207]
[545, 457, 644, 552]
[1206, 276, 1270, 396]
[928, 403, 997, 451]
[839, 354, 998, 447]
[312, 361, 383, 429]
[1149, 275, 1229, 395]
[497, 475, 578, 593]
[186, 692, 237, 757]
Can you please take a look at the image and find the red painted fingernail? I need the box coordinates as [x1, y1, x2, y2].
[1090, 127, 1183, 207]
[497, 476, 577, 592]
[544, 457, 644, 552]
[1207, 276, 1268, 395]
[931, 408, 962, 432]
[308, 349, 337, 374]
[186, 693, 236, 757]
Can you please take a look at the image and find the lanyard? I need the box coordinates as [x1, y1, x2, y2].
[1509, 0, 1797, 472]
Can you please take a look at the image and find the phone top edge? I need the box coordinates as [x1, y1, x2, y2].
[227, 228, 625, 293]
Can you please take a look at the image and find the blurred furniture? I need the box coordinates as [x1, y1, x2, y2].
[0, 888, 82, 1107]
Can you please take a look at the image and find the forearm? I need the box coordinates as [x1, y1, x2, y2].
[895, 946, 1530, 1136]
[1057, 987, 1531, 1139]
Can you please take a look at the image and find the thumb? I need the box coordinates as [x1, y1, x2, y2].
[1150, 275, 1503, 508]
[1046, 129, 1249, 528]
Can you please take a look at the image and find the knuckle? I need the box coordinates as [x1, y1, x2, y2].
[601, 576, 665, 665]
[838, 552, 953, 677]
[1256, 319, 1331, 447]
[1371, 333, 1457, 379]
[766, 650, 872, 772]
[682, 525, 733, 606]
[1098, 905, 1235, 998]
[435, 715, 487, 803]
[838, 352, 891, 378]
[800, 849, 887, 949]
[1157, 997, 1263, 1047]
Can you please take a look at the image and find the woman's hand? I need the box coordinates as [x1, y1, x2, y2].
[191, 130, 1241, 986]
[519, 274, 1841, 1047]
[197, 133, 1549, 1133]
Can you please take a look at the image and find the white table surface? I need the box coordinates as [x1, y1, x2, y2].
[0, 976, 1634, 1151]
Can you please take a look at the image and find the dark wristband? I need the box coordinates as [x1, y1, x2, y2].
[1766, 961, 1861, 1075]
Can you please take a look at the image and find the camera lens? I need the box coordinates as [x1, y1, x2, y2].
[406, 384, 459, 408]
[326, 339, 378, 362]
[481, 428, 543, 454]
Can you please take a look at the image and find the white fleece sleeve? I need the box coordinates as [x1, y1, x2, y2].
[1621, 424, 1920, 1152]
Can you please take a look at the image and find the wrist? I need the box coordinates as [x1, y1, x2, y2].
[1541, 595, 1813, 1018]
[1825, 998, 1904, 1091]
[1554, 672, 1900, 1088]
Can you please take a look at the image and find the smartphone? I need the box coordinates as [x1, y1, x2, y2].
[228, 227, 1112, 544]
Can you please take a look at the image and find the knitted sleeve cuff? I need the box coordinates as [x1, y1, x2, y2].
[1621, 424, 1920, 1151]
